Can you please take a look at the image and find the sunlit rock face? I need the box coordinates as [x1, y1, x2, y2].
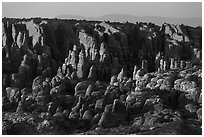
[2, 18, 201, 82]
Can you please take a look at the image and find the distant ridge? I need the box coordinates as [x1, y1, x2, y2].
[57, 14, 86, 20]
[56, 14, 202, 27]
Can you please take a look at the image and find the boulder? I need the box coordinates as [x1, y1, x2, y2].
[196, 108, 202, 121]
[75, 81, 94, 96]
[63, 109, 70, 117]
[11, 73, 23, 89]
[142, 95, 162, 113]
[55, 84, 66, 94]
[72, 97, 83, 113]
[79, 104, 87, 118]
[126, 93, 137, 105]
[32, 76, 44, 93]
[6, 87, 21, 105]
[198, 93, 202, 104]
[56, 106, 63, 113]
[38, 89, 49, 96]
[69, 111, 80, 120]
[51, 76, 61, 88]
[103, 91, 116, 105]
[24, 96, 35, 107]
[90, 113, 102, 127]
[112, 99, 126, 115]
[36, 95, 50, 106]
[133, 65, 139, 80]
[95, 98, 105, 113]
[154, 102, 164, 112]
[110, 75, 117, 85]
[98, 112, 119, 128]
[89, 91, 102, 102]
[52, 112, 65, 123]
[85, 84, 94, 97]
[16, 101, 25, 112]
[133, 116, 144, 127]
[185, 103, 198, 113]
[117, 68, 126, 82]
[87, 65, 97, 81]
[82, 110, 94, 120]
[143, 112, 166, 127]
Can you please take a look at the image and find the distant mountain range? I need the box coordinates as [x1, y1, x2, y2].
[57, 14, 202, 27]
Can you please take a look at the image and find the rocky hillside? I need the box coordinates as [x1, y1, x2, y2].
[2, 17, 202, 135]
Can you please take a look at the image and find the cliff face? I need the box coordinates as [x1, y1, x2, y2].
[2, 18, 202, 87]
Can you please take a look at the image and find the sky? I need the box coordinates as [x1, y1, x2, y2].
[2, 2, 202, 18]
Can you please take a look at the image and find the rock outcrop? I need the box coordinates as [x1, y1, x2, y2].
[2, 17, 202, 135]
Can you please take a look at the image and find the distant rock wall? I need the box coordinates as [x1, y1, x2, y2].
[2, 18, 202, 87]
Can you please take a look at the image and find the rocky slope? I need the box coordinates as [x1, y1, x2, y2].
[2, 17, 202, 135]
